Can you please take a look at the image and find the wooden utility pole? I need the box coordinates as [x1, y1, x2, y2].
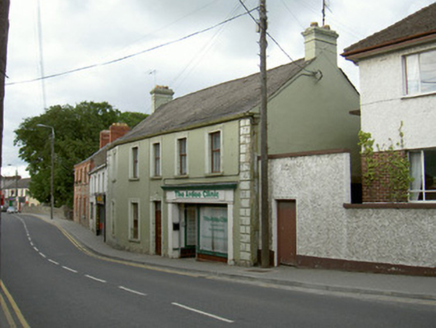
[0, 0, 10, 277]
[259, 0, 269, 268]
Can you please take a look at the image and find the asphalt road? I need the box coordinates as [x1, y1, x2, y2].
[1, 213, 436, 327]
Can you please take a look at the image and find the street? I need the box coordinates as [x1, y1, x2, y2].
[1, 214, 436, 327]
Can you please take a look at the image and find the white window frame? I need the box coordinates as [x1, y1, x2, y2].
[206, 128, 223, 174]
[176, 136, 188, 176]
[151, 140, 162, 177]
[409, 149, 436, 202]
[130, 145, 139, 179]
[403, 49, 436, 96]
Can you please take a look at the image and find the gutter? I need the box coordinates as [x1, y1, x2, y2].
[342, 30, 436, 63]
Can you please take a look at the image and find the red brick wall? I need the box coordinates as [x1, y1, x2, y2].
[109, 123, 130, 143]
[361, 150, 408, 203]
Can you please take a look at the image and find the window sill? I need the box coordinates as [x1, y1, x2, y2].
[129, 238, 140, 243]
[151, 176, 162, 180]
[401, 90, 436, 100]
[129, 178, 140, 182]
[205, 172, 224, 177]
[174, 174, 189, 179]
[343, 202, 436, 209]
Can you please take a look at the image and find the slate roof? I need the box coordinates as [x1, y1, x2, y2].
[114, 59, 310, 145]
[342, 2, 436, 58]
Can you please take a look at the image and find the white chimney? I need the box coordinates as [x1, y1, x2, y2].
[301, 22, 338, 65]
[150, 85, 174, 114]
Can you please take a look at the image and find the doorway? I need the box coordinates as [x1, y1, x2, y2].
[277, 200, 297, 265]
[155, 201, 162, 255]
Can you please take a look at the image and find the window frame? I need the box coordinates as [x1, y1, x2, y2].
[403, 49, 436, 96]
[409, 149, 436, 202]
[177, 137, 188, 176]
[209, 130, 222, 173]
[152, 142, 161, 177]
[130, 146, 139, 179]
[129, 199, 140, 241]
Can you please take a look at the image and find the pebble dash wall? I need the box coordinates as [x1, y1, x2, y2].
[269, 151, 436, 268]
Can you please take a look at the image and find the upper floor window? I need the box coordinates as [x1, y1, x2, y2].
[404, 49, 436, 95]
[409, 149, 436, 201]
[131, 146, 139, 179]
[178, 138, 187, 175]
[153, 143, 161, 177]
[210, 131, 221, 173]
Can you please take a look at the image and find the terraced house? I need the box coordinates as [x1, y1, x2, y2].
[106, 23, 360, 266]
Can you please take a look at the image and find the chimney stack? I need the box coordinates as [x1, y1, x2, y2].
[302, 22, 338, 65]
[150, 85, 174, 114]
[109, 123, 130, 143]
[100, 130, 110, 149]
[99, 123, 130, 149]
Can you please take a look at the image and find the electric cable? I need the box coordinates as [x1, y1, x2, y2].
[238, 0, 318, 76]
[6, 9, 256, 87]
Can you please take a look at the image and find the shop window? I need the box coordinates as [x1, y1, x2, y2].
[409, 149, 436, 201]
[404, 49, 436, 95]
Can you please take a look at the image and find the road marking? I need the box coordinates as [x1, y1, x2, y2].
[85, 274, 107, 283]
[119, 286, 147, 296]
[33, 246, 39, 252]
[39, 252, 47, 258]
[172, 302, 234, 323]
[0, 292, 15, 328]
[62, 266, 78, 273]
[1, 280, 31, 328]
[48, 259, 59, 265]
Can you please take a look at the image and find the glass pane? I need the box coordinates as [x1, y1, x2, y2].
[199, 206, 227, 254]
[424, 150, 436, 198]
[179, 138, 186, 154]
[212, 132, 220, 149]
[180, 156, 186, 175]
[405, 54, 420, 94]
[420, 50, 436, 93]
[212, 152, 220, 172]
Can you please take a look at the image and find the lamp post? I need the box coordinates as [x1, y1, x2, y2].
[37, 124, 55, 220]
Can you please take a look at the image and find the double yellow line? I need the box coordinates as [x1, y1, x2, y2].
[0, 280, 30, 328]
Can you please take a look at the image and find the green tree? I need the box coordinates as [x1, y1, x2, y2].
[14, 101, 147, 208]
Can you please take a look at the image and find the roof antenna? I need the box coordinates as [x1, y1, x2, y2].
[322, 0, 332, 26]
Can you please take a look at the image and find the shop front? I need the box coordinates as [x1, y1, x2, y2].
[163, 183, 237, 264]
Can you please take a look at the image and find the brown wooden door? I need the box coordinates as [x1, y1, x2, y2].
[155, 202, 162, 255]
[277, 200, 297, 265]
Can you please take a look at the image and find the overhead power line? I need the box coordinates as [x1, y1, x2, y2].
[6, 9, 256, 87]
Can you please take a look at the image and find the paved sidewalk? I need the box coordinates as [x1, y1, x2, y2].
[31, 214, 436, 303]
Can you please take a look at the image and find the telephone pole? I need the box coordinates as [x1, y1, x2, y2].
[259, 0, 269, 268]
[0, 0, 10, 278]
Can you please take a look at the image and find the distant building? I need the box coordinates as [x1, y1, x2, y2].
[73, 123, 130, 229]
[2, 177, 39, 211]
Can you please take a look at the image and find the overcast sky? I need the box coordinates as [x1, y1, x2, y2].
[2, 0, 435, 178]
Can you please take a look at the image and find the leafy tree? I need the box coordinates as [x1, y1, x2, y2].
[14, 101, 147, 208]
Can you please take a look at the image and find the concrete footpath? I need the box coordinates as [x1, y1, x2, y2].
[28, 214, 436, 303]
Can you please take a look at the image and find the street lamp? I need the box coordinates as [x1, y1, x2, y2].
[37, 124, 55, 220]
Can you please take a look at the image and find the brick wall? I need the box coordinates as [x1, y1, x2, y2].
[361, 150, 408, 202]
